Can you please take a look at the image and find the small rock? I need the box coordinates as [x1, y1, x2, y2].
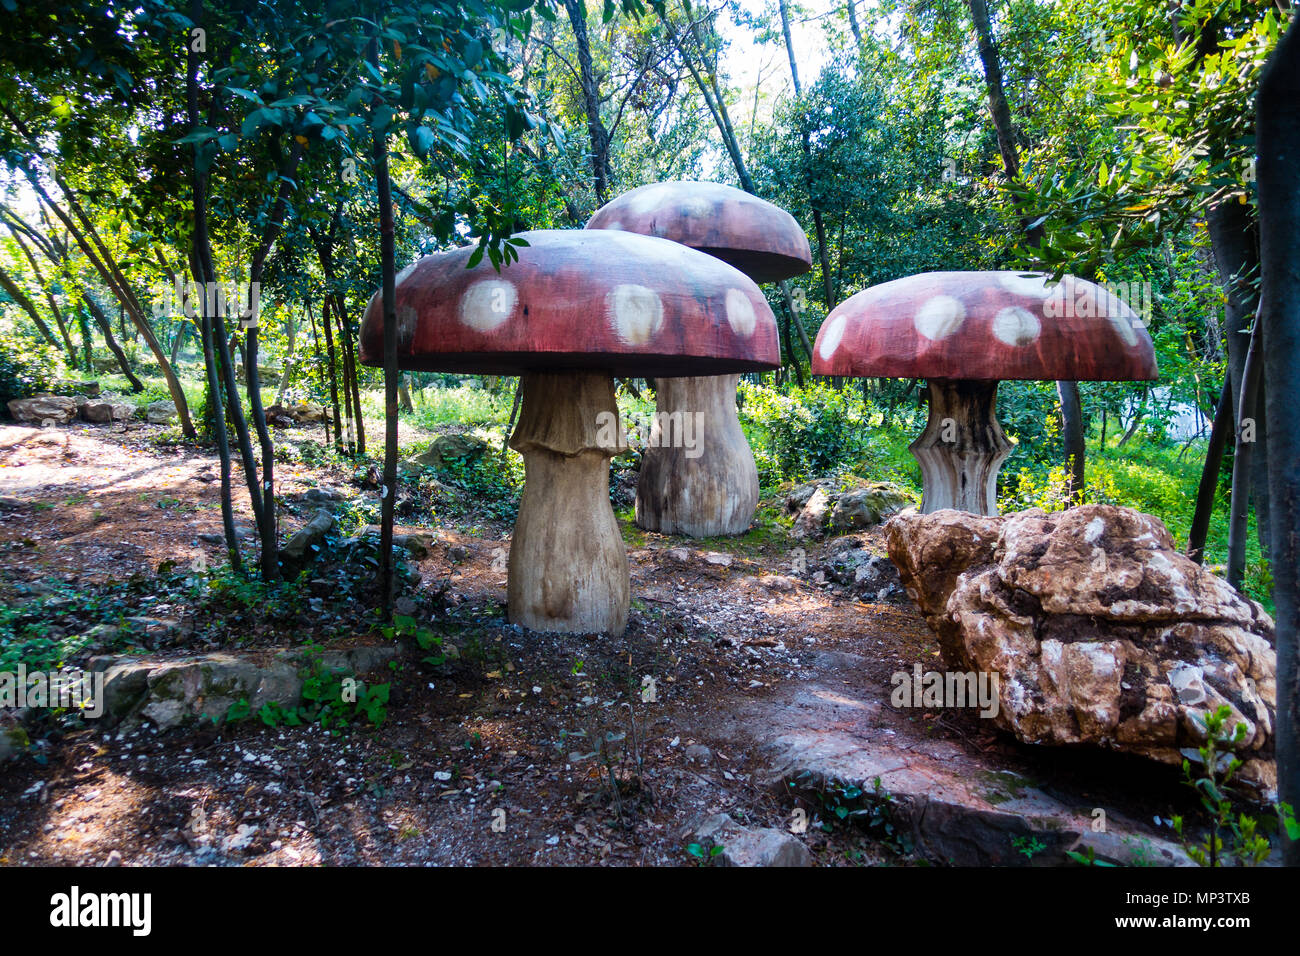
[684, 744, 713, 765]
[303, 487, 346, 504]
[146, 399, 177, 425]
[690, 813, 812, 867]
[81, 398, 135, 424]
[280, 508, 336, 570]
[408, 434, 488, 471]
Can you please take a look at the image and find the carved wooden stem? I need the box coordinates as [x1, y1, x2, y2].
[507, 371, 629, 634]
[909, 379, 1011, 515]
[635, 374, 759, 537]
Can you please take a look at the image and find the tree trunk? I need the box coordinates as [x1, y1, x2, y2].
[1255, 18, 1300, 866]
[507, 371, 629, 635]
[0, 264, 64, 351]
[10, 232, 78, 362]
[274, 309, 297, 407]
[635, 374, 758, 536]
[186, 0, 267, 569]
[967, 0, 1083, 497]
[1227, 315, 1262, 588]
[565, 0, 613, 205]
[318, 298, 345, 453]
[672, 16, 812, 370]
[1187, 376, 1233, 564]
[25, 172, 195, 437]
[1208, 199, 1270, 558]
[371, 34, 399, 618]
[846, 0, 863, 46]
[779, 0, 836, 310]
[1058, 379, 1086, 504]
[83, 292, 144, 391]
[335, 293, 365, 454]
[911, 379, 1012, 515]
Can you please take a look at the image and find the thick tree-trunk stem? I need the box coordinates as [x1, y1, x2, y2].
[1058, 380, 1086, 504]
[1228, 315, 1262, 589]
[635, 374, 758, 537]
[1187, 376, 1234, 564]
[371, 33, 399, 616]
[1256, 18, 1300, 864]
[508, 371, 628, 635]
[911, 379, 1011, 515]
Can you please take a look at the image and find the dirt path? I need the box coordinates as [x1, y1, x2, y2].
[0, 423, 1194, 866]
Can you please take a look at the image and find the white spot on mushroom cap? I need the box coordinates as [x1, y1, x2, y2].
[459, 279, 517, 332]
[992, 306, 1041, 346]
[819, 313, 847, 361]
[914, 295, 965, 340]
[1108, 309, 1139, 346]
[602, 220, 625, 231]
[726, 289, 757, 337]
[607, 284, 664, 345]
[996, 272, 1054, 298]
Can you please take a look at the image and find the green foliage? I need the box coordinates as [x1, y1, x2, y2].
[226, 644, 390, 733]
[0, 324, 62, 408]
[738, 380, 871, 482]
[195, 562, 308, 625]
[1012, 835, 1046, 861]
[1064, 845, 1116, 867]
[436, 447, 523, 523]
[790, 772, 914, 857]
[381, 613, 445, 666]
[684, 841, 725, 865]
[1171, 704, 1277, 867]
[0, 578, 140, 674]
[408, 383, 513, 429]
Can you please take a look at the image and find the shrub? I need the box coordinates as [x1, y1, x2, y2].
[0, 325, 63, 409]
[739, 381, 870, 481]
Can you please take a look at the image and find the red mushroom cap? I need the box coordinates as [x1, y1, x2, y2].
[586, 181, 812, 283]
[812, 271, 1159, 381]
[358, 229, 780, 377]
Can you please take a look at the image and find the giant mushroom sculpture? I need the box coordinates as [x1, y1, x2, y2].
[359, 229, 779, 635]
[812, 271, 1158, 515]
[587, 181, 812, 536]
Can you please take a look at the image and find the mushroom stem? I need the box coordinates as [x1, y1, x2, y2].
[909, 379, 1012, 515]
[507, 371, 629, 635]
[635, 374, 758, 536]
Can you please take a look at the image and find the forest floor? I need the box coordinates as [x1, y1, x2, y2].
[0, 421, 1201, 866]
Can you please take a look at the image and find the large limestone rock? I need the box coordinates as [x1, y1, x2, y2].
[885, 505, 1277, 795]
[8, 394, 77, 424]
